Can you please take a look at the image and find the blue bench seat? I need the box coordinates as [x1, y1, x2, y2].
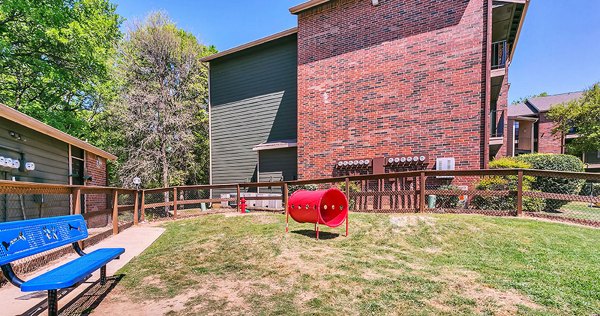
[0, 215, 126, 316]
[21, 247, 124, 292]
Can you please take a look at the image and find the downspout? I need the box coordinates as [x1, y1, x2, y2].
[483, 0, 492, 168]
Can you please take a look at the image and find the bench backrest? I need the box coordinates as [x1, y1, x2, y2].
[0, 215, 88, 265]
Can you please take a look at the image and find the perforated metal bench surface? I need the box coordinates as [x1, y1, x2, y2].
[0, 215, 125, 316]
[21, 247, 124, 291]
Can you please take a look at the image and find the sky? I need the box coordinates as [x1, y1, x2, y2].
[113, 0, 600, 103]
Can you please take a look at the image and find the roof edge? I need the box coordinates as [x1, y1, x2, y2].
[0, 103, 117, 161]
[200, 27, 298, 62]
[289, 0, 331, 14]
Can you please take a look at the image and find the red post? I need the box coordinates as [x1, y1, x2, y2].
[240, 198, 246, 214]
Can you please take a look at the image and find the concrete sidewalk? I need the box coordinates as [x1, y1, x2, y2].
[0, 224, 165, 316]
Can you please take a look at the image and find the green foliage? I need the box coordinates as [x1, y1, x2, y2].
[288, 184, 319, 195]
[107, 12, 216, 188]
[547, 83, 600, 153]
[489, 157, 531, 169]
[435, 185, 460, 208]
[0, 0, 122, 139]
[474, 157, 543, 211]
[580, 182, 600, 197]
[472, 177, 515, 210]
[516, 154, 586, 211]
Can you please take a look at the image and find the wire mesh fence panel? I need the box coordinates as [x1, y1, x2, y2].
[0, 193, 71, 222]
[522, 174, 600, 226]
[117, 192, 135, 225]
[423, 174, 518, 216]
[143, 189, 174, 220]
[176, 187, 224, 217]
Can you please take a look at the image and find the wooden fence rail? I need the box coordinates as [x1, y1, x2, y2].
[1, 169, 599, 230]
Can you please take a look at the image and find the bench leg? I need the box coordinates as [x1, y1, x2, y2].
[47, 289, 58, 316]
[100, 265, 107, 285]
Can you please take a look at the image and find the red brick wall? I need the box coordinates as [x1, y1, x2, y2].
[296, 0, 489, 179]
[537, 112, 563, 154]
[85, 152, 109, 227]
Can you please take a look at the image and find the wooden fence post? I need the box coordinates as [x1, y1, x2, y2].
[173, 187, 178, 219]
[72, 188, 82, 215]
[140, 190, 146, 222]
[517, 170, 523, 216]
[283, 183, 289, 233]
[112, 189, 119, 235]
[72, 187, 83, 249]
[419, 172, 426, 213]
[133, 190, 139, 225]
[236, 184, 241, 213]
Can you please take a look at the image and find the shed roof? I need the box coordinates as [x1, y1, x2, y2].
[0, 103, 117, 161]
[200, 28, 297, 62]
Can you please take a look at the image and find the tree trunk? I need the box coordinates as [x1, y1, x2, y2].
[161, 140, 170, 216]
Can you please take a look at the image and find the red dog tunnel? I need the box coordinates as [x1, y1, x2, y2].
[287, 188, 349, 239]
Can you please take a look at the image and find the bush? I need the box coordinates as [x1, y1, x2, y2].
[473, 158, 543, 211]
[489, 157, 531, 169]
[516, 154, 586, 211]
[472, 177, 515, 210]
[288, 184, 318, 195]
[580, 182, 600, 197]
[435, 185, 461, 208]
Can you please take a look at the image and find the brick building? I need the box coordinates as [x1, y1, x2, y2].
[507, 91, 600, 171]
[203, 0, 529, 184]
[0, 103, 116, 226]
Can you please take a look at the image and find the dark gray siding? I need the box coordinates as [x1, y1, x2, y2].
[0, 117, 70, 221]
[259, 148, 297, 193]
[210, 34, 298, 188]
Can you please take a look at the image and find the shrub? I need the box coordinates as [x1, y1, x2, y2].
[580, 182, 600, 197]
[516, 154, 586, 211]
[472, 177, 515, 210]
[288, 184, 318, 195]
[489, 157, 531, 169]
[474, 158, 543, 211]
[435, 185, 461, 209]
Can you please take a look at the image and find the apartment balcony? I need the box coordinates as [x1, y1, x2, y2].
[489, 109, 505, 147]
[491, 40, 508, 74]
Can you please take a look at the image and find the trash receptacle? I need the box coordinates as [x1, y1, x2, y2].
[427, 195, 437, 209]
[201, 203, 207, 211]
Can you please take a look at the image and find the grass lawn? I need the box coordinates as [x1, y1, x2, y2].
[552, 202, 600, 220]
[109, 213, 600, 315]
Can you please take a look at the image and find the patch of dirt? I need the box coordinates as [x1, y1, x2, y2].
[428, 269, 541, 315]
[389, 215, 437, 228]
[92, 278, 267, 315]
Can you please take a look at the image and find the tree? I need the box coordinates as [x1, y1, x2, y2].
[0, 0, 122, 138]
[547, 83, 600, 154]
[108, 12, 216, 189]
[511, 92, 548, 105]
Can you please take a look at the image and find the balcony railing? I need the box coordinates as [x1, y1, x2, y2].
[492, 40, 508, 70]
[490, 109, 504, 138]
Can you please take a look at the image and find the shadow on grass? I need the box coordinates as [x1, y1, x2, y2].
[291, 229, 340, 240]
[20, 274, 123, 316]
